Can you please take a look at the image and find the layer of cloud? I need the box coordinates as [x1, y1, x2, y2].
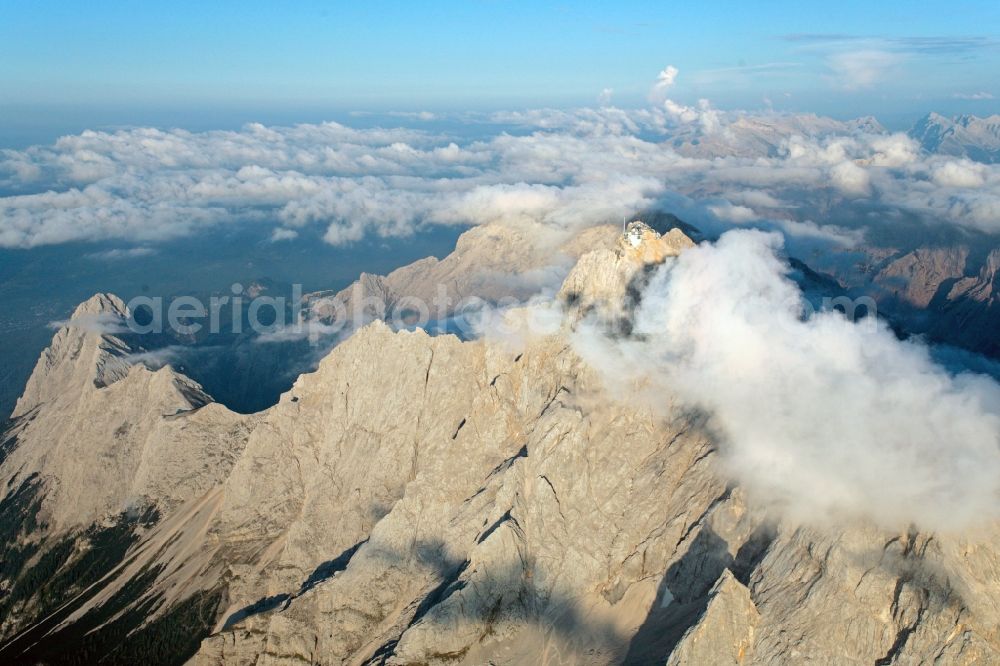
[953, 91, 995, 100]
[48, 313, 129, 335]
[123, 346, 187, 369]
[85, 246, 157, 260]
[573, 230, 1000, 531]
[3, 77, 1000, 249]
[780, 34, 998, 97]
[781, 33, 998, 57]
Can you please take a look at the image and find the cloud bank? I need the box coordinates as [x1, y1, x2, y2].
[2, 71, 1000, 249]
[573, 230, 1000, 531]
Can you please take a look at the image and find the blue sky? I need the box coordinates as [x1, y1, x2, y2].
[1, 0, 999, 141]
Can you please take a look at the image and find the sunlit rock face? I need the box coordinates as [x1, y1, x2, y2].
[557, 220, 695, 331]
[2, 223, 1000, 666]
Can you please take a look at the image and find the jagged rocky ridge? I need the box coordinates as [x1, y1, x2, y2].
[839, 241, 1000, 361]
[0, 223, 999, 664]
[909, 113, 1000, 163]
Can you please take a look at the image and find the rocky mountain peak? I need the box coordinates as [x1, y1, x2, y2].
[909, 112, 1000, 162]
[619, 221, 696, 263]
[848, 115, 886, 134]
[70, 292, 129, 320]
[665, 570, 759, 666]
[12, 295, 133, 419]
[559, 223, 694, 325]
[2, 286, 237, 535]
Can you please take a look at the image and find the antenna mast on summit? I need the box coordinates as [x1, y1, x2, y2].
[623, 215, 626, 235]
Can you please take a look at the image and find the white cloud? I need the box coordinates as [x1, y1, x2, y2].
[650, 65, 685, 107]
[932, 160, 987, 188]
[2, 100, 1000, 249]
[725, 190, 788, 209]
[48, 313, 129, 335]
[662, 98, 723, 134]
[124, 346, 186, 369]
[86, 247, 157, 260]
[269, 227, 299, 242]
[385, 111, 438, 121]
[573, 230, 1000, 531]
[953, 91, 994, 100]
[868, 134, 920, 167]
[826, 49, 901, 90]
[653, 65, 679, 93]
[708, 202, 757, 223]
[830, 160, 871, 196]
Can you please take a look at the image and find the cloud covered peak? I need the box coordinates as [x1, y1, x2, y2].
[573, 229, 1000, 531]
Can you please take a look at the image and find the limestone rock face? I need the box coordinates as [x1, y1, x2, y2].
[842, 243, 1000, 360]
[303, 222, 621, 327]
[949, 248, 1000, 304]
[3, 293, 253, 532]
[868, 246, 1000, 358]
[193, 319, 726, 666]
[666, 570, 759, 666]
[13, 293, 133, 418]
[558, 221, 694, 326]
[874, 246, 969, 308]
[2, 225, 1000, 665]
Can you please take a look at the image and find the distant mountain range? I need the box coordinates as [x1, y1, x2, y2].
[909, 112, 1000, 163]
[660, 109, 1000, 163]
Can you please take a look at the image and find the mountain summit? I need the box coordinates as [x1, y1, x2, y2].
[909, 112, 1000, 163]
